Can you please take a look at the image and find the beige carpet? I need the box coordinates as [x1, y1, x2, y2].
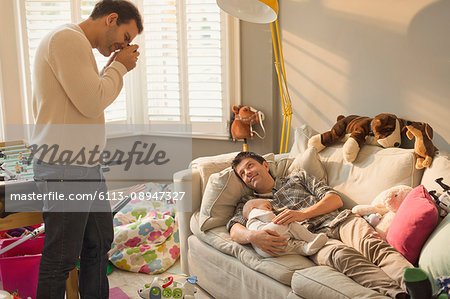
[108, 260, 212, 298]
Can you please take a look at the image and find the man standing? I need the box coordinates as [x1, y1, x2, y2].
[228, 152, 412, 299]
[31, 1, 142, 298]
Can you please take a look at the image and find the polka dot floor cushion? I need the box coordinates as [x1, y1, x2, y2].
[108, 183, 180, 274]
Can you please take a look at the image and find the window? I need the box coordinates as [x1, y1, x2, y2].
[17, 0, 239, 136]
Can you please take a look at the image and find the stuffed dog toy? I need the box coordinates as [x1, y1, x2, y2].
[308, 113, 406, 163]
[405, 121, 438, 169]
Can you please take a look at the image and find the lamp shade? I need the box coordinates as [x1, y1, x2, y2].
[216, 0, 278, 24]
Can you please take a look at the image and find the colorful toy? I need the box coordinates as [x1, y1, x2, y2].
[429, 177, 450, 217]
[0, 290, 21, 299]
[405, 121, 438, 169]
[308, 113, 406, 163]
[352, 185, 412, 239]
[230, 105, 265, 151]
[0, 142, 34, 181]
[137, 276, 197, 299]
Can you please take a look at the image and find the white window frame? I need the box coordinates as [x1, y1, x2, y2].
[13, 0, 240, 138]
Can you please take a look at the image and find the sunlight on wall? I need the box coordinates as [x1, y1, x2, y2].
[280, 0, 450, 151]
[283, 31, 350, 130]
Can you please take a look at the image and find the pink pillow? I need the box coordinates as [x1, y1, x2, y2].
[386, 185, 439, 264]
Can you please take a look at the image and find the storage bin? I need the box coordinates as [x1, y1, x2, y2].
[0, 235, 44, 299]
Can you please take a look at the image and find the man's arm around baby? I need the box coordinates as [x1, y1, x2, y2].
[230, 193, 343, 257]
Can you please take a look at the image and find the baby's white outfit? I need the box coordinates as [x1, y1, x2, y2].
[246, 208, 328, 258]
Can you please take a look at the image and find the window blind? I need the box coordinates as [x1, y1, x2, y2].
[24, 0, 71, 74]
[23, 0, 127, 123]
[143, 0, 225, 124]
[81, 0, 128, 122]
[19, 0, 235, 135]
[143, 0, 181, 121]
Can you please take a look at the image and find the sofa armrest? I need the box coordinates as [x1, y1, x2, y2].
[174, 167, 201, 275]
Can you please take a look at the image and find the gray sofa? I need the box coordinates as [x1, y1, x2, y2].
[174, 126, 450, 299]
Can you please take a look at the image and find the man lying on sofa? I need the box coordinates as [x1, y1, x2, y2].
[227, 151, 414, 299]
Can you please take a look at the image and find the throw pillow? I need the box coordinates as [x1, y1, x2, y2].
[199, 167, 251, 231]
[288, 146, 327, 183]
[289, 124, 319, 157]
[420, 150, 450, 193]
[418, 213, 450, 293]
[386, 185, 439, 264]
[191, 151, 240, 193]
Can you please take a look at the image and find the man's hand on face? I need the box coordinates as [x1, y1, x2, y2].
[249, 229, 288, 257]
[272, 209, 308, 225]
[114, 44, 140, 71]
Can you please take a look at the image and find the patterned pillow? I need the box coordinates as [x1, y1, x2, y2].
[108, 183, 180, 274]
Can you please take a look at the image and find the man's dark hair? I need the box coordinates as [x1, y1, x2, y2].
[231, 152, 266, 177]
[90, 0, 143, 33]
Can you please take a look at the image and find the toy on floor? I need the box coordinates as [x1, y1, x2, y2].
[137, 276, 197, 299]
[352, 185, 412, 239]
[429, 177, 450, 217]
[405, 121, 438, 169]
[308, 114, 407, 163]
[0, 290, 21, 299]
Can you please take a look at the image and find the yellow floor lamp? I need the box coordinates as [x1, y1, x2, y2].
[217, 0, 292, 153]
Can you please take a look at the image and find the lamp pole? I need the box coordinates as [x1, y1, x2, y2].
[216, 0, 292, 153]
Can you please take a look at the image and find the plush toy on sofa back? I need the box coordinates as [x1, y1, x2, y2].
[405, 121, 438, 169]
[308, 114, 406, 163]
[352, 185, 412, 239]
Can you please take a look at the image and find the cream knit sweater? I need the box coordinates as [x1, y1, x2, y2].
[31, 24, 127, 165]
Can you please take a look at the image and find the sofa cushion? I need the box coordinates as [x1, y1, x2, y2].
[420, 150, 450, 194]
[386, 185, 439, 264]
[289, 124, 424, 208]
[317, 145, 423, 208]
[419, 213, 450, 293]
[291, 266, 389, 299]
[288, 146, 327, 183]
[199, 167, 251, 231]
[198, 153, 293, 231]
[187, 235, 293, 299]
[191, 151, 240, 193]
[190, 212, 316, 286]
[289, 124, 319, 157]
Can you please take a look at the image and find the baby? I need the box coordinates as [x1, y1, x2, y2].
[243, 198, 328, 258]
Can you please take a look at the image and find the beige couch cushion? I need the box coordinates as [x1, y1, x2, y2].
[191, 212, 315, 285]
[289, 146, 327, 183]
[198, 166, 252, 231]
[420, 150, 450, 192]
[292, 266, 389, 299]
[318, 145, 423, 208]
[289, 124, 423, 208]
[418, 213, 450, 293]
[191, 151, 240, 193]
[289, 124, 319, 157]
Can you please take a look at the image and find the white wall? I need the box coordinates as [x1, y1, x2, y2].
[280, 0, 450, 151]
